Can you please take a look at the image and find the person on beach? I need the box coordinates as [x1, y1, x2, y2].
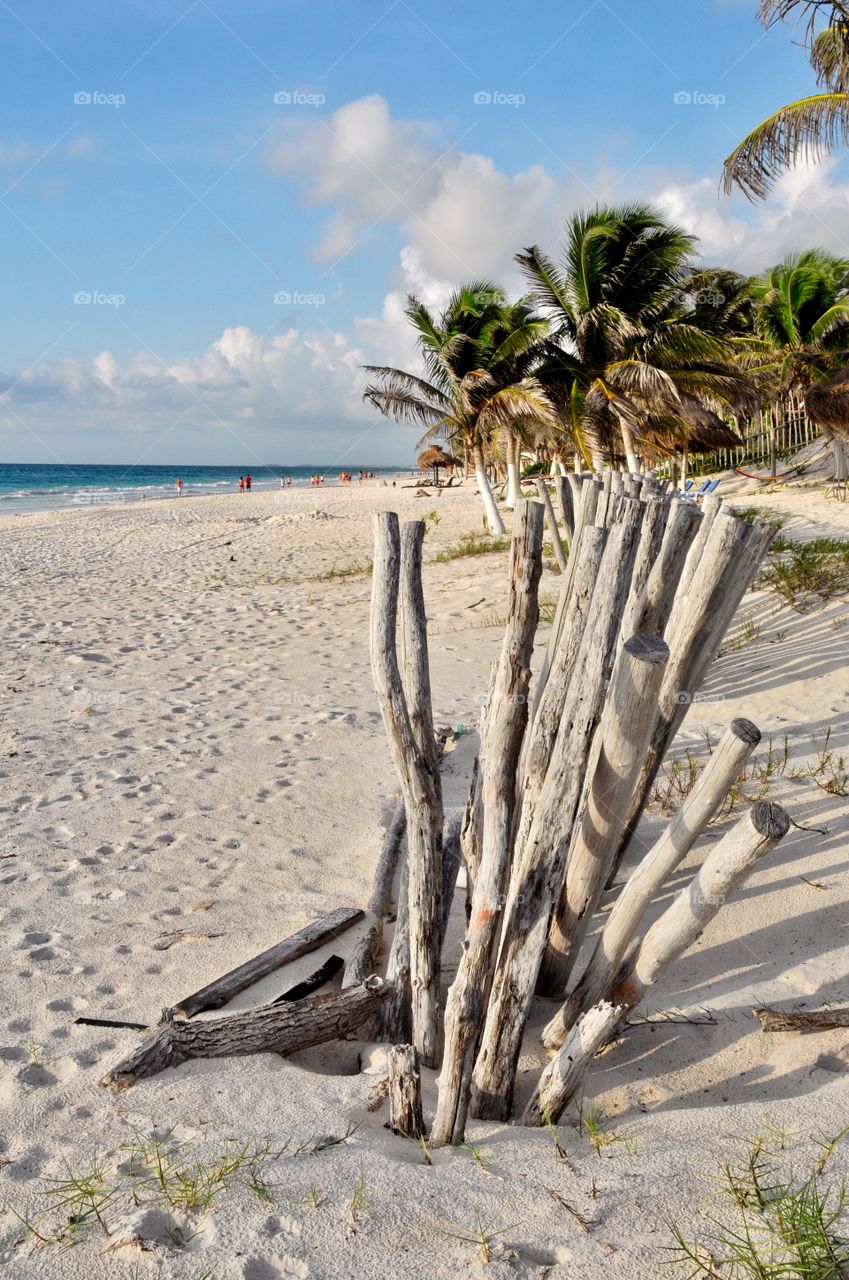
[238, 476, 244, 493]
[245, 473, 252, 491]
[176, 477, 183, 497]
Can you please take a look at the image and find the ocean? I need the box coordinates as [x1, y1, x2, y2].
[0, 463, 410, 516]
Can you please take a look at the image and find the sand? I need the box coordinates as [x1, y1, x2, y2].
[1, 477, 848, 1278]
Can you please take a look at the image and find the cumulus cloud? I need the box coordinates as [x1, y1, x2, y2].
[268, 93, 849, 285]
[0, 323, 375, 439]
[5, 97, 849, 461]
[266, 94, 564, 282]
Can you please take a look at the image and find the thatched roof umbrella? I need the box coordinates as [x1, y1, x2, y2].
[418, 445, 460, 486]
[805, 369, 849, 485]
[641, 398, 744, 460]
[805, 369, 849, 438]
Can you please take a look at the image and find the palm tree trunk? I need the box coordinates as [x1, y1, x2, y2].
[619, 419, 641, 475]
[473, 442, 506, 535]
[504, 432, 521, 510]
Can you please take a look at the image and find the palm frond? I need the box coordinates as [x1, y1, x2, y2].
[722, 92, 849, 198]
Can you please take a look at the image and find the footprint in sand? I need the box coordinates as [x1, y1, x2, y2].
[244, 1261, 309, 1280]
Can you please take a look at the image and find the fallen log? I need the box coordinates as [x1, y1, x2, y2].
[272, 955, 344, 1003]
[388, 1043, 425, 1137]
[169, 906, 365, 1019]
[99, 977, 389, 1090]
[754, 1006, 849, 1032]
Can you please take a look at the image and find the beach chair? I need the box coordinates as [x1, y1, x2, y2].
[678, 477, 716, 502]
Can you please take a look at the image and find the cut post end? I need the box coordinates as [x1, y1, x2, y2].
[750, 800, 791, 840]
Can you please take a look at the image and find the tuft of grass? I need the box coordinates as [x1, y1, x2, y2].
[759, 537, 849, 610]
[432, 531, 511, 563]
[440, 1208, 514, 1262]
[649, 730, 797, 818]
[577, 1104, 632, 1158]
[668, 1142, 849, 1278]
[304, 1180, 326, 1210]
[348, 1165, 370, 1227]
[310, 559, 373, 583]
[11, 1122, 356, 1251]
[794, 727, 849, 797]
[732, 505, 787, 530]
[459, 1143, 492, 1175]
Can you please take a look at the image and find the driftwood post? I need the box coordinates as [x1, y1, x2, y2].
[544, 716, 762, 1047]
[470, 511, 642, 1122]
[371, 514, 443, 1066]
[388, 1043, 425, 1138]
[430, 500, 543, 1147]
[524, 801, 790, 1123]
[537, 633, 671, 996]
[534, 478, 568, 572]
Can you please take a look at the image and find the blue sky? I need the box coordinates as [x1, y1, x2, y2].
[1, 0, 846, 465]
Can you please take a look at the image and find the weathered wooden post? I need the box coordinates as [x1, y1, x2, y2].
[524, 801, 790, 1123]
[543, 716, 762, 1047]
[388, 1044, 425, 1138]
[537, 633, 671, 995]
[370, 514, 443, 1066]
[430, 500, 543, 1147]
[534, 477, 568, 572]
[469, 510, 643, 1123]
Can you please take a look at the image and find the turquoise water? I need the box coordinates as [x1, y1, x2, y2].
[0, 463, 407, 516]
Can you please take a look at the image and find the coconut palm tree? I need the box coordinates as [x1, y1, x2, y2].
[362, 284, 557, 534]
[723, 1, 849, 199]
[743, 248, 849, 472]
[518, 203, 753, 472]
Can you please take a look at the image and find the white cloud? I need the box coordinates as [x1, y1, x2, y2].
[656, 158, 849, 270]
[266, 94, 565, 283]
[5, 98, 849, 461]
[269, 93, 849, 285]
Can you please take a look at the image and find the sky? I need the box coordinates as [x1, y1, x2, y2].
[1, 0, 848, 467]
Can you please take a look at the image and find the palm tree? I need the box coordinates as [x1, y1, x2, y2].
[723, 1, 849, 199]
[518, 203, 753, 473]
[362, 284, 557, 534]
[743, 248, 849, 472]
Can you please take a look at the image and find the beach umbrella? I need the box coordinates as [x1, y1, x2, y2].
[417, 446, 460, 485]
[805, 368, 849, 484]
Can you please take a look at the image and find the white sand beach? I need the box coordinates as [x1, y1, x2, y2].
[2, 478, 849, 1279]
